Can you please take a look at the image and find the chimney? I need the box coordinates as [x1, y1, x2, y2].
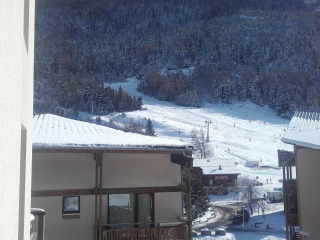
[219, 165, 222, 170]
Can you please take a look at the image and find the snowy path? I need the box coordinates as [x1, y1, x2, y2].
[193, 204, 238, 230]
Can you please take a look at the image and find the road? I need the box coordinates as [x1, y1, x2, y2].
[193, 203, 240, 231]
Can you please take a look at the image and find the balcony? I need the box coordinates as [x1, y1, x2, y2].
[290, 231, 300, 240]
[103, 225, 188, 240]
[287, 205, 299, 226]
[285, 180, 297, 196]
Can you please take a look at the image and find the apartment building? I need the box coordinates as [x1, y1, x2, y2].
[281, 112, 320, 240]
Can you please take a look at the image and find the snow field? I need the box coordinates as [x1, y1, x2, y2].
[104, 78, 292, 185]
[102, 78, 292, 239]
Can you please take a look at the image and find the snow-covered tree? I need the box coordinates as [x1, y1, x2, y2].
[219, 78, 231, 104]
[145, 118, 156, 136]
[238, 175, 258, 214]
[191, 128, 212, 159]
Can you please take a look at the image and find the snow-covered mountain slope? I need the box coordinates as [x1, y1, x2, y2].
[103, 78, 293, 193]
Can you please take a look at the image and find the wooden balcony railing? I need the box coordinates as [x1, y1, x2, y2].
[284, 180, 297, 196]
[287, 212, 299, 226]
[286, 205, 299, 226]
[103, 225, 188, 240]
[290, 231, 300, 240]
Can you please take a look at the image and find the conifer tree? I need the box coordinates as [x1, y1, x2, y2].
[190, 171, 209, 216]
[145, 118, 156, 136]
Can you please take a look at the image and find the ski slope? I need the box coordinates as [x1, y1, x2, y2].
[103, 78, 292, 239]
[103, 78, 293, 192]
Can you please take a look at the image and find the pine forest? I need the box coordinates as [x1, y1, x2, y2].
[34, 0, 320, 118]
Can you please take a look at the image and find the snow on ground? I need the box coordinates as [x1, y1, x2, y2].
[104, 77, 292, 162]
[193, 207, 217, 228]
[102, 78, 292, 239]
[103, 78, 293, 191]
[194, 232, 285, 240]
[193, 210, 285, 240]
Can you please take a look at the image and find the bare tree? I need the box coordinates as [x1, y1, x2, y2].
[255, 199, 267, 218]
[238, 175, 258, 214]
[191, 128, 213, 159]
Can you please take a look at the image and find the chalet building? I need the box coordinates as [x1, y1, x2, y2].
[31, 114, 194, 240]
[281, 112, 320, 240]
[193, 159, 240, 195]
[0, 1, 35, 239]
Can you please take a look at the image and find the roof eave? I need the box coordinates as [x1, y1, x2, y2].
[32, 145, 194, 154]
[282, 138, 320, 150]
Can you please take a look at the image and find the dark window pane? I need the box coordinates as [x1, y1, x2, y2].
[63, 196, 79, 213]
[109, 194, 135, 229]
[138, 194, 151, 229]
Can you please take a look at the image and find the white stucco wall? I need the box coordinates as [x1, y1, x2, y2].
[155, 192, 182, 222]
[296, 148, 320, 240]
[32, 153, 96, 190]
[102, 153, 181, 188]
[0, 1, 35, 239]
[32, 152, 183, 240]
[32, 196, 95, 240]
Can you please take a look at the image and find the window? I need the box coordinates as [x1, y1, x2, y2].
[62, 196, 80, 214]
[108, 194, 154, 229]
[109, 194, 135, 229]
[209, 180, 213, 185]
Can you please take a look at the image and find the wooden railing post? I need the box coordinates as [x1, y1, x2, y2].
[186, 163, 192, 240]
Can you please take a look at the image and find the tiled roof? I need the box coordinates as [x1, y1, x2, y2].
[282, 112, 320, 149]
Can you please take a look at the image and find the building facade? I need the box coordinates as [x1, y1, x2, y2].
[0, 1, 35, 239]
[282, 112, 320, 240]
[31, 114, 193, 240]
[193, 159, 240, 195]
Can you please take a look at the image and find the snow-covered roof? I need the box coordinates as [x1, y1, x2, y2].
[33, 114, 193, 150]
[193, 159, 240, 175]
[282, 112, 320, 150]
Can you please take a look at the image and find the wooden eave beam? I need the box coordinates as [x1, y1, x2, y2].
[32, 189, 94, 197]
[102, 186, 189, 194]
[32, 186, 189, 197]
[33, 148, 192, 155]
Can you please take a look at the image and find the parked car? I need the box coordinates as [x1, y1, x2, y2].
[232, 209, 250, 224]
[251, 181, 263, 186]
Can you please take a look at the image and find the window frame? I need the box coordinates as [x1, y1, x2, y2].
[62, 196, 80, 215]
[107, 193, 154, 229]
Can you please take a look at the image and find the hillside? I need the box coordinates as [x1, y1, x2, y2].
[100, 78, 293, 239]
[101, 78, 293, 193]
[34, 0, 320, 118]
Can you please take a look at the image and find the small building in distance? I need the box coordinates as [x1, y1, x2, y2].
[193, 159, 240, 195]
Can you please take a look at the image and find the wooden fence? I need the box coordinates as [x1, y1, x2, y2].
[103, 225, 188, 240]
